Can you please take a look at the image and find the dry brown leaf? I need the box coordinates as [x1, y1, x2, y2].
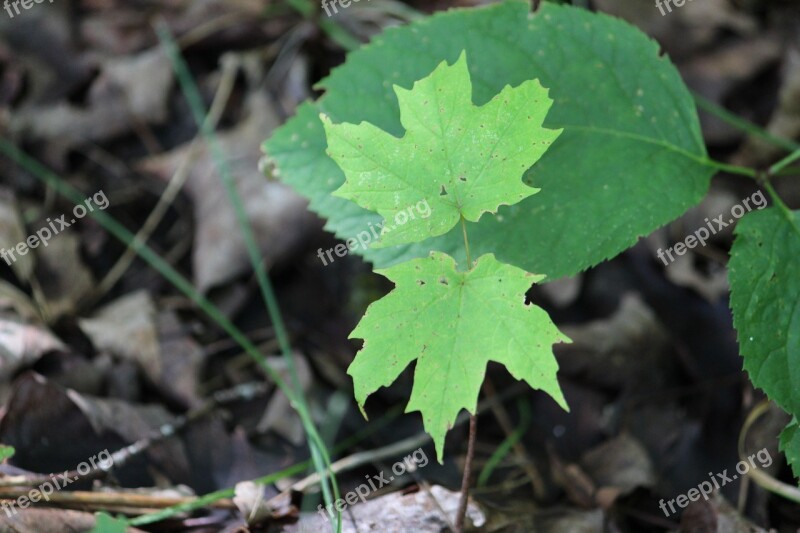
[256, 352, 312, 445]
[287, 485, 485, 533]
[0, 318, 64, 378]
[154, 310, 206, 408]
[580, 433, 656, 507]
[79, 291, 161, 385]
[556, 294, 672, 390]
[0, 373, 191, 487]
[138, 91, 315, 291]
[9, 47, 173, 150]
[33, 232, 95, 321]
[234, 481, 295, 525]
[0, 188, 34, 282]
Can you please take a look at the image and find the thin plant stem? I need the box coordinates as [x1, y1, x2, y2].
[770, 148, 800, 176]
[693, 92, 800, 153]
[455, 215, 477, 533]
[704, 158, 758, 178]
[455, 415, 477, 533]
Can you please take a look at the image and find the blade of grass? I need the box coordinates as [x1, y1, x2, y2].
[153, 21, 341, 531]
[477, 398, 530, 488]
[304, 390, 350, 514]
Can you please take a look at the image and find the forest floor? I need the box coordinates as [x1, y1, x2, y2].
[0, 0, 799, 531]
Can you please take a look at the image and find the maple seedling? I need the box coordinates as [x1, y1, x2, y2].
[321, 51, 570, 463]
[268, 0, 800, 518]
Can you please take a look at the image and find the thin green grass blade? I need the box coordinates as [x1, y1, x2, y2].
[154, 22, 341, 531]
[477, 398, 530, 488]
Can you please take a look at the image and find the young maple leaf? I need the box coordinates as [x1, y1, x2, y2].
[321, 51, 561, 248]
[348, 252, 569, 462]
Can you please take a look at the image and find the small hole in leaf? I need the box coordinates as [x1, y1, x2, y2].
[440, 185, 448, 196]
[439, 277, 448, 285]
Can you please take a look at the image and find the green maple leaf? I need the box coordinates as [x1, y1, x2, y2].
[348, 251, 569, 462]
[321, 51, 561, 248]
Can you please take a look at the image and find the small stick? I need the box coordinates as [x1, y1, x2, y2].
[0, 382, 269, 488]
[454, 414, 477, 533]
[0, 488, 236, 511]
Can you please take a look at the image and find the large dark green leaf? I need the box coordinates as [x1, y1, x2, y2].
[264, 0, 714, 278]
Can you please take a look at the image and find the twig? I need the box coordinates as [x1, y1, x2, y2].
[0, 382, 269, 488]
[454, 415, 477, 533]
[109, 381, 269, 470]
[0, 488, 237, 511]
[455, 215, 477, 533]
